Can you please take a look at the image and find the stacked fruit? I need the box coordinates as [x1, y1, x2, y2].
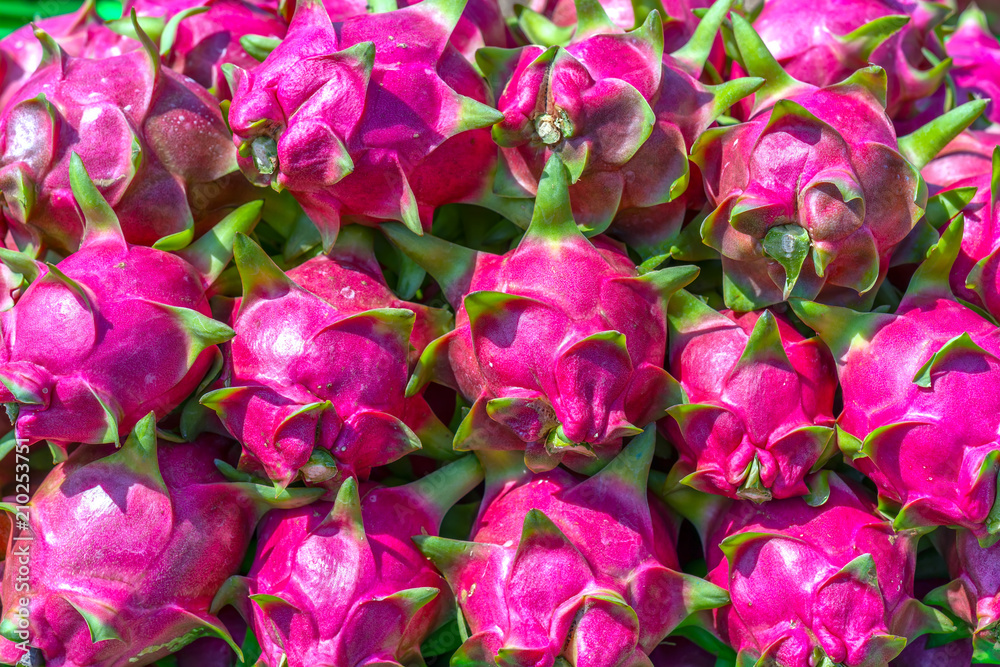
[0, 0, 999, 664]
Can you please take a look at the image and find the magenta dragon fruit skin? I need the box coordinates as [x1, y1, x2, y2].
[0, 15, 240, 254]
[0, 414, 322, 667]
[479, 0, 761, 246]
[123, 0, 289, 100]
[793, 217, 1000, 545]
[225, 0, 508, 249]
[734, 0, 949, 125]
[417, 430, 729, 667]
[0, 0, 138, 111]
[686, 472, 955, 667]
[693, 14, 984, 310]
[386, 155, 698, 473]
[201, 227, 453, 489]
[211, 455, 482, 666]
[0, 155, 257, 450]
[927, 529, 1000, 662]
[947, 4, 1000, 125]
[663, 290, 837, 502]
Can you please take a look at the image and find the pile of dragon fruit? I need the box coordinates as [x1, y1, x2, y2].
[4, 0, 1000, 664]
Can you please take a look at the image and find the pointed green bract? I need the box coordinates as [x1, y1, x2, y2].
[321, 477, 365, 540]
[762, 224, 811, 299]
[240, 34, 282, 62]
[730, 13, 806, 111]
[233, 232, 297, 305]
[401, 455, 484, 528]
[69, 153, 126, 251]
[102, 412, 166, 492]
[142, 301, 235, 366]
[159, 6, 210, 57]
[64, 597, 122, 643]
[736, 310, 792, 369]
[671, 0, 731, 77]
[524, 154, 580, 243]
[789, 299, 893, 363]
[838, 15, 909, 61]
[903, 213, 964, 305]
[898, 100, 988, 170]
[465, 291, 543, 329]
[572, 0, 618, 40]
[912, 332, 998, 388]
[177, 201, 263, 286]
[381, 223, 480, 308]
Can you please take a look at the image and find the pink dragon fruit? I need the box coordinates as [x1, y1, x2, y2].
[0, 13, 241, 254]
[733, 0, 950, 126]
[0, 413, 322, 666]
[0, 155, 258, 450]
[793, 217, 1000, 545]
[663, 290, 837, 502]
[211, 455, 483, 666]
[386, 155, 698, 473]
[479, 0, 761, 246]
[926, 528, 1000, 662]
[416, 429, 729, 666]
[947, 4, 1000, 125]
[226, 0, 512, 250]
[200, 227, 454, 489]
[122, 0, 288, 100]
[676, 472, 956, 667]
[0, 0, 138, 110]
[693, 14, 984, 310]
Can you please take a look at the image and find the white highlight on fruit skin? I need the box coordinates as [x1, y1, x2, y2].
[80, 107, 103, 124]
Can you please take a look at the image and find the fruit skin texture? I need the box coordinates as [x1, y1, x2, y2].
[0, 156, 250, 450]
[388, 156, 697, 473]
[225, 0, 504, 249]
[663, 291, 837, 502]
[201, 229, 453, 489]
[482, 0, 760, 243]
[0, 16, 240, 254]
[793, 217, 1000, 545]
[734, 0, 948, 124]
[700, 473, 953, 667]
[0, 1, 138, 110]
[417, 431, 729, 667]
[947, 5, 1000, 125]
[694, 15, 981, 310]
[0, 414, 322, 667]
[224, 455, 483, 667]
[927, 529, 1000, 663]
[123, 0, 289, 100]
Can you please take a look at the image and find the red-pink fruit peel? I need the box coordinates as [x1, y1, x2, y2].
[0, 413, 322, 666]
[0, 155, 257, 449]
[214, 455, 483, 666]
[417, 429, 730, 666]
[792, 216, 1000, 545]
[201, 226, 454, 489]
[385, 154, 697, 473]
[663, 291, 838, 502]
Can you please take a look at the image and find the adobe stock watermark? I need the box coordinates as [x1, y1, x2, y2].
[8, 436, 37, 667]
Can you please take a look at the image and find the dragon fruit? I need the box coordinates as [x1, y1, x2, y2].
[692, 14, 984, 310]
[0, 155, 258, 450]
[947, 4, 1000, 125]
[0, 13, 241, 254]
[674, 471, 955, 667]
[663, 290, 837, 502]
[122, 0, 289, 100]
[0, 413, 322, 666]
[201, 227, 454, 489]
[416, 429, 729, 666]
[479, 0, 761, 247]
[386, 155, 698, 473]
[226, 0, 510, 250]
[734, 0, 950, 126]
[927, 528, 1000, 663]
[0, 0, 138, 110]
[211, 454, 482, 666]
[793, 217, 1000, 545]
